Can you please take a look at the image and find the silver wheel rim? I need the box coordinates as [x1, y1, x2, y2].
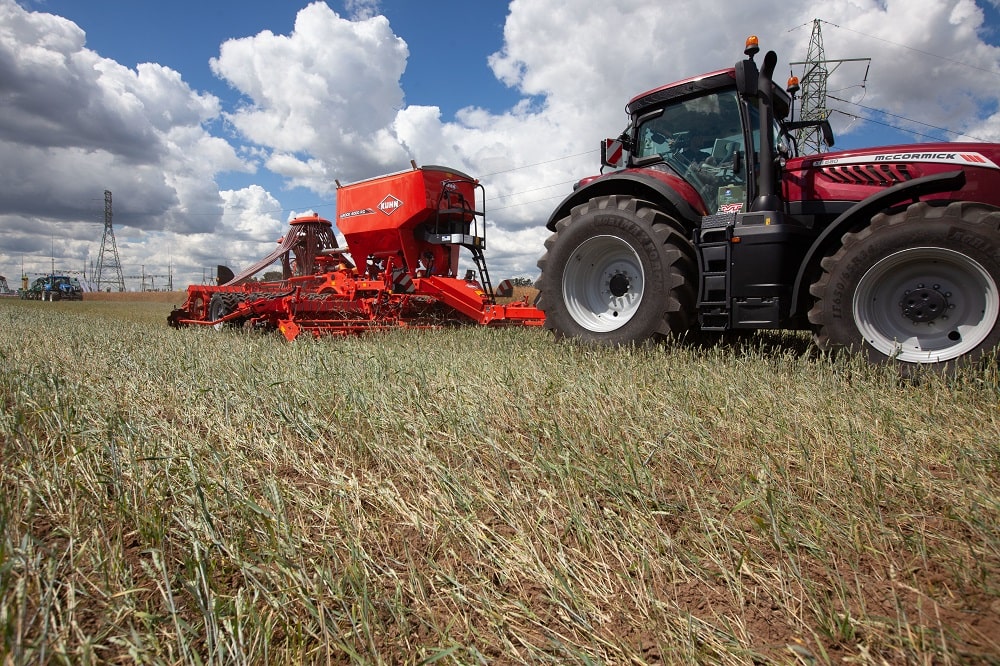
[854, 247, 999, 363]
[562, 235, 645, 332]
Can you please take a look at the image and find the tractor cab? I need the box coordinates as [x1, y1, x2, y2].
[600, 36, 824, 217]
[629, 86, 751, 214]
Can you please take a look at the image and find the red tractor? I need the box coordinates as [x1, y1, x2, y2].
[169, 165, 543, 339]
[536, 36, 1000, 371]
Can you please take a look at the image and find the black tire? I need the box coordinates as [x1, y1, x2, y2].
[535, 195, 697, 345]
[209, 292, 244, 325]
[808, 201, 1000, 371]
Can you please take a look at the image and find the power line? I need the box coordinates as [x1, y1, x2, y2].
[479, 150, 597, 178]
[828, 108, 944, 143]
[828, 94, 986, 142]
[488, 191, 575, 212]
[486, 177, 581, 202]
[820, 19, 1000, 79]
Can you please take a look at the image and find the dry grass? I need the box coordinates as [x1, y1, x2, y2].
[0, 296, 997, 664]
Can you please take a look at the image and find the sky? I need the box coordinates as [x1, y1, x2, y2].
[2, 0, 1000, 290]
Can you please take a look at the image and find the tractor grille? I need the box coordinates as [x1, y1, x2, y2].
[820, 163, 914, 186]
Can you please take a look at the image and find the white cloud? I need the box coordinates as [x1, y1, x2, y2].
[219, 185, 282, 238]
[164, 185, 286, 283]
[209, 1, 410, 185]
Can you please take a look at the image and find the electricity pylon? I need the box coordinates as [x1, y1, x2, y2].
[95, 189, 125, 292]
[789, 19, 870, 154]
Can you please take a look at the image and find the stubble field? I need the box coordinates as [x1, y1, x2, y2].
[0, 294, 997, 664]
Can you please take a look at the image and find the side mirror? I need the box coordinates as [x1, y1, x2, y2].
[783, 119, 836, 149]
[601, 137, 625, 168]
[735, 59, 758, 97]
[495, 279, 514, 298]
[820, 120, 835, 148]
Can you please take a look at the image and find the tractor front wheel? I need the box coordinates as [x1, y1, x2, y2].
[809, 201, 1000, 372]
[535, 195, 696, 345]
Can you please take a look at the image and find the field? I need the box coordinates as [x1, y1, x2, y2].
[1, 294, 997, 664]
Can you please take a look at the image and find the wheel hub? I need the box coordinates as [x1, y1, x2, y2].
[900, 283, 950, 323]
[608, 272, 630, 298]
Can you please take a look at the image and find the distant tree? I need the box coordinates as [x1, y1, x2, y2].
[510, 276, 535, 287]
[262, 271, 283, 282]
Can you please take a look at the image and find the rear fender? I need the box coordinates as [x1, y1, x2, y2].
[790, 169, 966, 316]
[545, 171, 703, 232]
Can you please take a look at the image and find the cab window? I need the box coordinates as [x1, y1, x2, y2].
[635, 89, 747, 213]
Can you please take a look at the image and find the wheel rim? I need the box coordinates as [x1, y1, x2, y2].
[853, 247, 999, 363]
[210, 295, 231, 328]
[210, 298, 225, 321]
[562, 235, 645, 332]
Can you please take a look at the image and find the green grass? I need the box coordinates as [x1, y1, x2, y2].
[1, 297, 998, 664]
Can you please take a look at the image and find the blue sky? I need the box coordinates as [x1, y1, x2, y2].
[3, 0, 1000, 288]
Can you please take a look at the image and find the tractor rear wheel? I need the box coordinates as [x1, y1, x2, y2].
[536, 195, 696, 345]
[808, 201, 1000, 372]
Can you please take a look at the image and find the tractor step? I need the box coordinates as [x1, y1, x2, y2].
[695, 212, 736, 331]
